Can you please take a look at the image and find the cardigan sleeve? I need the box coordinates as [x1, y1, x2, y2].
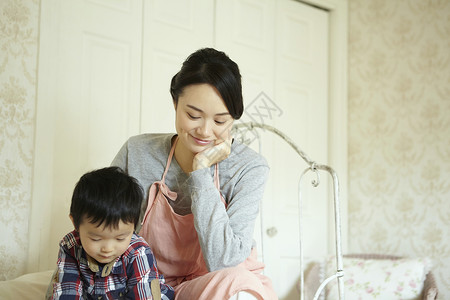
[189, 160, 269, 272]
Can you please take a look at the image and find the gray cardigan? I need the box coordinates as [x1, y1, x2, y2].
[111, 133, 269, 272]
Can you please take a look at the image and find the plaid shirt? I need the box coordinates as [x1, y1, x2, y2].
[51, 230, 174, 300]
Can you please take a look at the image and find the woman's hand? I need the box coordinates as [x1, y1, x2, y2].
[192, 136, 232, 171]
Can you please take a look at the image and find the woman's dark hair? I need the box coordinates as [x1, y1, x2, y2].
[70, 166, 143, 230]
[170, 48, 244, 119]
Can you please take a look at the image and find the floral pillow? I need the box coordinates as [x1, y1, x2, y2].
[323, 256, 431, 300]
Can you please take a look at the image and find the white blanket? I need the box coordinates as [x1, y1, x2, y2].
[0, 270, 53, 300]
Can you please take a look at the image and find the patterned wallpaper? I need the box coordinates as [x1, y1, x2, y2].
[0, 0, 448, 298]
[348, 0, 450, 298]
[0, 0, 39, 280]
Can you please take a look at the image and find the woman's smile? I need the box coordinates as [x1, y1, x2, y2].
[190, 135, 213, 146]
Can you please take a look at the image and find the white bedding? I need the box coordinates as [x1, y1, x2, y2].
[0, 270, 53, 300]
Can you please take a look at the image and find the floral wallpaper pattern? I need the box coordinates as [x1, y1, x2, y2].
[0, 0, 39, 280]
[348, 0, 450, 298]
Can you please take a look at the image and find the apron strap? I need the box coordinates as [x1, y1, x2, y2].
[162, 136, 178, 182]
[141, 136, 179, 227]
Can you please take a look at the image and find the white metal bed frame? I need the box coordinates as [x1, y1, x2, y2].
[232, 122, 345, 300]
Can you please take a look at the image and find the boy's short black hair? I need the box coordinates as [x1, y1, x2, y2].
[70, 166, 143, 230]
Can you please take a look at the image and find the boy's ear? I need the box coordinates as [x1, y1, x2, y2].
[69, 214, 76, 230]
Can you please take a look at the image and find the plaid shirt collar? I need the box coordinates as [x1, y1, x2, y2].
[68, 230, 126, 277]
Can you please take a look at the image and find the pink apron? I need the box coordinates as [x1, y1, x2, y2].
[140, 138, 277, 300]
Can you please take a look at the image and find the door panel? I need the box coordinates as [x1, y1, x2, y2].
[33, 0, 143, 269]
[217, 0, 329, 298]
[272, 2, 329, 298]
[215, 0, 275, 107]
[216, 0, 277, 265]
[140, 0, 215, 133]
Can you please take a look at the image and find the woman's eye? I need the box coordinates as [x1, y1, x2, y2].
[215, 120, 226, 125]
[187, 113, 200, 120]
[90, 238, 100, 242]
[117, 238, 125, 241]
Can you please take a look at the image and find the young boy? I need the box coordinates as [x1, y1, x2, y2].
[49, 166, 174, 300]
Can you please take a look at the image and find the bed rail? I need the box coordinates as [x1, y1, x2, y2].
[232, 122, 345, 300]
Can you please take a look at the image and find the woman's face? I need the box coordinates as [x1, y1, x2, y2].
[174, 83, 234, 156]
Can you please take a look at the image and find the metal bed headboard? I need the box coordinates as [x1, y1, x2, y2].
[232, 122, 345, 300]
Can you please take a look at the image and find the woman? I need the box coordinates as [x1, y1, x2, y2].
[112, 48, 277, 300]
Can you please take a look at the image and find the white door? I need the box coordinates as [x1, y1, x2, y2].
[215, 0, 277, 265]
[216, 0, 329, 298]
[32, 0, 215, 272]
[140, 0, 215, 133]
[272, 2, 329, 298]
[33, 2, 336, 299]
[32, 0, 144, 270]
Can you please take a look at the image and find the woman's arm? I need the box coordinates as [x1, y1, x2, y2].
[189, 156, 269, 271]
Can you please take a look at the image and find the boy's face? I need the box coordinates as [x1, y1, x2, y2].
[74, 217, 134, 264]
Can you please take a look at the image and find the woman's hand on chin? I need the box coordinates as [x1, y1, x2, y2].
[192, 136, 232, 171]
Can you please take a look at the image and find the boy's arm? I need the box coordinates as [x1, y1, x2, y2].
[125, 245, 174, 300]
[51, 245, 84, 300]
